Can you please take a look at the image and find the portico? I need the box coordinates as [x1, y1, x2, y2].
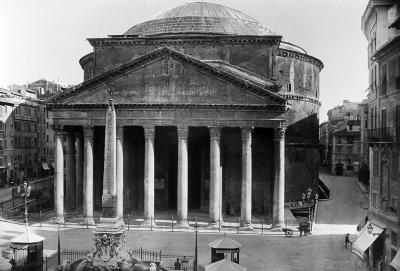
[48, 47, 288, 228]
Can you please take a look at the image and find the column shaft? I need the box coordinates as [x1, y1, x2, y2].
[75, 131, 83, 212]
[177, 126, 189, 227]
[241, 128, 252, 226]
[54, 127, 64, 223]
[209, 127, 222, 225]
[65, 131, 76, 211]
[116, 126, 124, 219]
[273, 126, 285, 227]
[143, 126, 155, 226]
[83, 126, 94, 224]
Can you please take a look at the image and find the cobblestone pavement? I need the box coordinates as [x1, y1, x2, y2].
[0, 171, 369, 270]
[0, 221, 367, 271]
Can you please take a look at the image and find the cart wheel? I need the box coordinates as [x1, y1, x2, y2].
[285, 230, 293, 237]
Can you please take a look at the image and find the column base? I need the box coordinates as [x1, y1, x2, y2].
[141, 218, 157, 227]
[175, 220, 190, 229]
[207, 221, 224, 229]
[270, 222, 285, 231]
[239, 223, 254, 231]
[81, 217, 95, 225]
[53, 216, 65, 224]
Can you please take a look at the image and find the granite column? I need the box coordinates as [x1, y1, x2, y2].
[273, 125, 286, 228]
[209, 127, 222, 226]
[116, 126, 124, 219]
[241, 127, 252, 228]
[143, 126, 156, 226]
[83, 126, 95, 225]
[54, 126, 64, 223]
[177, 126, 189, 227]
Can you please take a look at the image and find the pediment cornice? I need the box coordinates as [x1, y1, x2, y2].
[47, 47, 285, 105]
[48, 102, 287, 112]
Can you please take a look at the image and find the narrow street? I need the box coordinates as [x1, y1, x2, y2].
[315, 170, 368, 235]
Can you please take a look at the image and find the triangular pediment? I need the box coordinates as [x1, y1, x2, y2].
[48, 47, 286, 107]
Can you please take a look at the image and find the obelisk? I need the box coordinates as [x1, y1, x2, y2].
[102, 99, 117, 218]
[92, 99, 125, 269]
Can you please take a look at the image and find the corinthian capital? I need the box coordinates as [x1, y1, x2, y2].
[274, 124, 286, 140]
[209, 126, 221, 140]
[144, 126, 155, 140]
[52, 124, 65, 136]
[241, 127, 253, 141]
[177, 126, 189, 139]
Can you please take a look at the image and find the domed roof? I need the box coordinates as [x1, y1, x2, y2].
[124, 2, 275, 36]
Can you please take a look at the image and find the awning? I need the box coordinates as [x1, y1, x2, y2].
[352, 222, 384, 259]
[391, 250, 400, 270]
[41, 162, 49, 170]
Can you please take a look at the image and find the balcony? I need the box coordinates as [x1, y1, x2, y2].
[367, 127, 395, 142]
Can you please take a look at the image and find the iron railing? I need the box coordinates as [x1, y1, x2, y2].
[367, 127, 395, 142]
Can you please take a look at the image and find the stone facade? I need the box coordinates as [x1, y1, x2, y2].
[361, 0, 400, 269]
[47, 2, 323, 226]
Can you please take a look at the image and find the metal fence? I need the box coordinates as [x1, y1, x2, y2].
[43, 248, 166, 270]
[0, 176, 54, 221]
[160, 255, 195, 271]
[131, 247, 162, 262]
[44, 249, 90, 270]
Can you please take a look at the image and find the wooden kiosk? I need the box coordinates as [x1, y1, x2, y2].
[209, 235, 241, 264]
[10, 227, 45, 271]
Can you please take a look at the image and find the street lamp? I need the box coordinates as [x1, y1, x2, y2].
[17, 180, 31, 225]
[193, 217, 199, 271]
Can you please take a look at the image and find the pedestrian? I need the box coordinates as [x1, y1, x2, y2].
[299, 224, 303, 237]
[314, 193, 319, 202]
[345, 233, 352, 249]
[306, 187, 312, 202]
[174, 258, 181, 270]
[181, 256, 189, 271]
[301, 193, 306, 204]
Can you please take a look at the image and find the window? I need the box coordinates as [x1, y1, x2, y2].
[347, 137, 354, 144]
[0, 139, 3, 151]
[0, 121, 4, 131]
[382, 109, 387, 137]
[381, 64, 387, 95]
[373, 192, 378, 209]
[397, 56, 400, 89]
[373, 150, 379, 176]
[393, 152, 398, 177]
[392, 231, 398, 248]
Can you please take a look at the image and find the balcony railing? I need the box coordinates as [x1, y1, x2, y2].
[367, 127, 395, 142]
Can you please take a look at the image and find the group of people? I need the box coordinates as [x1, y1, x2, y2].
[174, 256, 189, 270]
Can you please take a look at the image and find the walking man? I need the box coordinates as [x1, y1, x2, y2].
[345, 233, 352, 249]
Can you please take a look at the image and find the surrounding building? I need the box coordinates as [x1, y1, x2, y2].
[0, 86, 40, 185]
[46, 2, 323, 226]
[320, 100, 361, 172]
[28, 78, 67, 99]
[331, 119, 361, 175]
[319, 121, 329, 166]
[352, 1, 400, 270]
[0, 79, 66, 186]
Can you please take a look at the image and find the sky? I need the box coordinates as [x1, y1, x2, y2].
[0, 0, 369, 122]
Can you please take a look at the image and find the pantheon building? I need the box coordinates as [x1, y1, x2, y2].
[48, 2, 323, 227]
